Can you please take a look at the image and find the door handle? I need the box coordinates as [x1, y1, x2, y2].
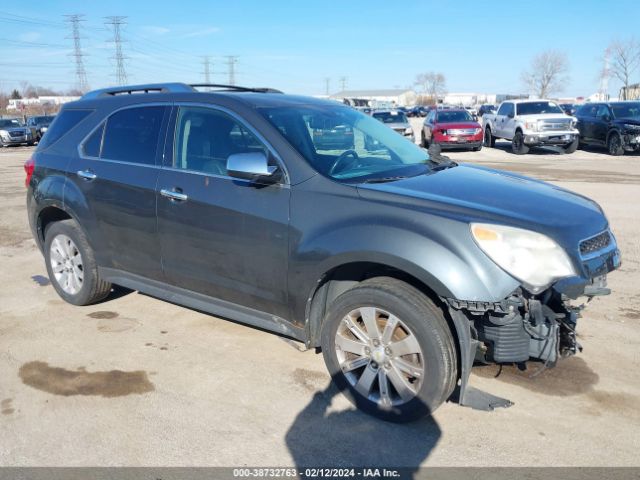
[160, 188, 188, 202]
[77, 170, 97, 181]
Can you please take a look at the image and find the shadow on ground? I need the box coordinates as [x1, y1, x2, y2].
[285, 382, 440, 471]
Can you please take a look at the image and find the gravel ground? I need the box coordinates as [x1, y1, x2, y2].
[0, 135, 639, 467]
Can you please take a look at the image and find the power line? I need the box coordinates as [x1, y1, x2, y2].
[324, 77, 330, 95]
[339, 76, 348, 91]
[225, 55, 238, 86]
[105, 16, 128, 86]
[64, 14, 89, 92]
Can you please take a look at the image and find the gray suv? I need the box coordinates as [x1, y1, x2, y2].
[26, 83, 620, 422]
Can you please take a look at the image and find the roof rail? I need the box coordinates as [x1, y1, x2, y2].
[190, 84, 283, 94]
[81, 83, 195, 100]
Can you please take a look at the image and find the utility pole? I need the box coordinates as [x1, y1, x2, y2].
[105, 16, 128, 86]
[225, 56, 238, 85]
[324, 77, 330, 95]
[202, 55, 212, 83]
[339, 76, 347, 91]
[64, 14, 89, 92]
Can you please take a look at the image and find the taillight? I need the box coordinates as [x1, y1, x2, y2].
[24, 157, 35, 188]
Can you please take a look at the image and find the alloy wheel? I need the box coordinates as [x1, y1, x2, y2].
[49, 234, 84, 295]
[334, 306, 424, 408]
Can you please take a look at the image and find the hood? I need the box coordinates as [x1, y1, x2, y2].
[357, 164, 608, 251]
[614, 117, 640, 126]
[386, 122, 410, 129]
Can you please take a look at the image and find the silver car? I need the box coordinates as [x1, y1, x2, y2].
[0, 118, 36, 147]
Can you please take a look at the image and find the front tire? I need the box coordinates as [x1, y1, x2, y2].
[563, 137, 579, 154]
[321, 277, 457, 423]
[44, 219, 112, 306]
[484, 127, 495, 147]
[512, 131, 529, 154]
[607, 132, 625, 156]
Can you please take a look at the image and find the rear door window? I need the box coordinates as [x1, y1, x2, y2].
[37, 109, 92, 149]
[101, 106, 166, 165]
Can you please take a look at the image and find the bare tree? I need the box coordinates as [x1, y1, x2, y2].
[521, 50, 570, 98]
[414, 72, 446, 104]
[608, 39, 640, 99]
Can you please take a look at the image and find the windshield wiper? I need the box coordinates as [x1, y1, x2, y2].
[361, 176, 409, 184]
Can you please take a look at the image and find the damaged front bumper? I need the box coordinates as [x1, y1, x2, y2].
[445, 231, 621, 410]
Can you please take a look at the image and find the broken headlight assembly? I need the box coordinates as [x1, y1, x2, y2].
[471, 223, 576, 292]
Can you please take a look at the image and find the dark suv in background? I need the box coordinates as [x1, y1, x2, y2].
[26, 83, 620, 422]
[575, 102, 640, 155]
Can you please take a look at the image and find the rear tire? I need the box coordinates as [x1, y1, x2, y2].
[512, 131, 529, 154]
[320, 277, 457, 423]
[44, 219, 111, 306]
[472, 145, 482, 152]
[484, 127, 495, 147]
[607, 132, 625, 156]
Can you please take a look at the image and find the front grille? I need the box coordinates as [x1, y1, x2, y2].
[8, 130, 25, 138]
[540, 120, 571, 131]
[393, 127, 405, 133]
[447, 128, 478, 136]
[580, 231, 612, 256]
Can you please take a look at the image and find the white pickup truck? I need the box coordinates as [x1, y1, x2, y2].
[482, 99, 579, 154]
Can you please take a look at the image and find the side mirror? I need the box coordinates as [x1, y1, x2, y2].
[602, 114, 611, 123]
[227, 152, 278, 181]
[507, 112, 515, 119]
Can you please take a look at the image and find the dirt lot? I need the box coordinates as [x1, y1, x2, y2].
[1, 133, 639, 467]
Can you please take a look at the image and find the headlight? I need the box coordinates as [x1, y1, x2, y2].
[471, 223, 576, 291]
[623, 123, 640, 131]
[404, 127, 413, 135]
[0, 130, 9, 140]
[524, 120, 539, 132]
[474, 127, 482, 134]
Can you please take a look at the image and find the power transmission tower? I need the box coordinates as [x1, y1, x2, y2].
[225, 56, 238, 85]
[202, 56, 212, 83]
[339, 76, 348, 91]
[64, 14, 89, 92]
[324, 77, 330, 95]
[105, 16, 128, 86]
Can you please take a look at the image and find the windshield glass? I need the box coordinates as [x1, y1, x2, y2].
[35, 116, 55, 123]
[437, 110, 473, 123]
[517, 101, 564, 115]
[611, 103, 640, 119]
[372, 111, 408, 124]
[260, 105, 430, 182]
[0, 119, 22, 128]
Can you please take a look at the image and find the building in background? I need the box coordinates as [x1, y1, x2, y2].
[620, 83, 640, 101]
[7, 96, 81, 112]
[443, 92, 528, 106]
[330, 89, 417, 108]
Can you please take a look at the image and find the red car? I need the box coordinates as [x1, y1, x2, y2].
[421, 109, 483, 151]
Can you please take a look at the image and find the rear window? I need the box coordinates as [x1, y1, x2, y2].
[101, 106, 166, 165]
[37, 110, 92, 150]
[372, 112, 408, 123]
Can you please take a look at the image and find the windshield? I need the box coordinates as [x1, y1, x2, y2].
[437, 110, 473, 123]
[611, 103, 640, 119]
[260, 105, 431, 182]
[35, 116, 55, 123]
[516, 101, 564, 115]
[372, 111, 408, 124]
[0, 119, 22, 128]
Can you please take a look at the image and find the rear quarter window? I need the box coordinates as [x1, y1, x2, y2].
[37, 109, 92, 150]
[101, 106, 166, 165]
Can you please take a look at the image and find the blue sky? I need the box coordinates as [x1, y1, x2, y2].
[1, 0, 638, 98]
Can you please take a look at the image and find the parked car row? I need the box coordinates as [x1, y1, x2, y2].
[0, 114, 56, 147]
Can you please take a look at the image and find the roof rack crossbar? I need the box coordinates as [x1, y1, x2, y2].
[81, 83, 195, 100]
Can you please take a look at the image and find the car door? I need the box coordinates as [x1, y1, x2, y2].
[500, 102, 516, 139]
[423, 111, 435, 142]
[494, 102, 511, 137]
[68, 105, 169, 280]
[594, 104, 613, 145]
[575, 104, 597, 143]
[156, 105, 291, 320]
